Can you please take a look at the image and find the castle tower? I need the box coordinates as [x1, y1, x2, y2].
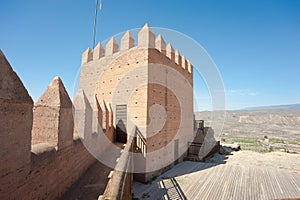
[79, 24, 194, 182]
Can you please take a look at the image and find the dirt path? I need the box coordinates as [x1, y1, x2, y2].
[224, 150, 300, 173]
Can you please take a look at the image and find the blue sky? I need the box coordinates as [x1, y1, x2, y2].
[0, 0, 299, 110]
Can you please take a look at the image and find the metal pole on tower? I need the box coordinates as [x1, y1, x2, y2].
[92, 0, 101, 49]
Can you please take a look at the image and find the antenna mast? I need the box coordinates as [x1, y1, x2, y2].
[92, 0, 101, 49]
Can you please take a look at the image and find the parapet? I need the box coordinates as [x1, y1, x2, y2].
[0, 50, 109, 200]
[166, 43, 175, 62]
[106, 37, 119, 56]
[175, 50, 181, 65]
[121, 31, 135, 51]
[155, 34, 166, 55]
[73, 89, 93, 141]
[98, 99, 108, 130]
[93, 43, 105, 60]
[81, 24, 193, 74]
[31, 77, 74, 150]
[138, 24, 155, 48]
[81, 48, 93, 65]
[106, 102, 113, 128]
[0, 50, 33, 193]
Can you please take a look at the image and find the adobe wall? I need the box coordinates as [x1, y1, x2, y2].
[0, 50, 33, 199]
[144, 48, 194, 181]
[81, 25, 193, 134]
[1, 23, 195, 198]
[80, 24, 194, 182]
[95, 48, 149, 137]
[15, 141, 95, 200]
[0, 51, 106, 199]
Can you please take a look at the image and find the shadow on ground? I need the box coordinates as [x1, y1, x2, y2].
[132, 146, 237, 200]
[60, 161, 112, 200]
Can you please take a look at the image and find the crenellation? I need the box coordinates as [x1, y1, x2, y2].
[93, 42, 105, 60]
[106, 102, 113, 128]
[31, 76, 74, 150]
[138, 24, 155, 48]
[106, 37, 119, 56]
[187, 60, 192, 73]
[93, 95, 103, 134]
[166, 43, 175, 62]
[82, 48, 93, 64]
[99, 99, 108, 131]
[181, 55, 187, 69]
[73, 89, 93, 141]
[81, 24, 194, 80]
[121, 31, 135, 51]
[155, 34, 166, 54]
[175, 50, 181, 65]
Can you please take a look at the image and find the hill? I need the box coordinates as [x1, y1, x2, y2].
[195, 104, 300, 153]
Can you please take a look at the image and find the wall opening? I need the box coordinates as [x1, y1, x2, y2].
[115, 104, 127, 143]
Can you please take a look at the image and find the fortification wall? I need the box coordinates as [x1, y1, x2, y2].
[0, 23, 196, 198]
[0, 51, 107, 199]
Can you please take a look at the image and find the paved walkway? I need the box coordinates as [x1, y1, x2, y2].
[133, 151, 300, 200]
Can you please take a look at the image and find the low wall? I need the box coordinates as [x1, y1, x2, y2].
[17, 140, 95, 200]
[101, 130, 136, 200]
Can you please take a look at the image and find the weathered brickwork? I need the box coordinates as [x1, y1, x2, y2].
[0, 23, 195, 199]
[0, 51, 104, 199]
[0, 50, 33, 199]
[32, 77, 74, 149]
[80, 24, 194, 182]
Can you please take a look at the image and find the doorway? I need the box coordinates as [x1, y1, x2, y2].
[115, 104, 127, 143]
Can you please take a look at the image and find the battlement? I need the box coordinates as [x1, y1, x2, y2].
[81, 24, 193, 74]
[0, 24, 195, 199]
[0, 50, 114, 199]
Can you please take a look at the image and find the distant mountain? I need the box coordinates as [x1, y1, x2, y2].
[244, 104, 300, 111]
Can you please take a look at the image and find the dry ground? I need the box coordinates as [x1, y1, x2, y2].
[195, 108, 300, 154]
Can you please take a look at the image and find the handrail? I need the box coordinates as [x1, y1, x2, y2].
[101, 127, 137, 200]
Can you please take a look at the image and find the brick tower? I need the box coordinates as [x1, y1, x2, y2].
[79, 24, 194, 182]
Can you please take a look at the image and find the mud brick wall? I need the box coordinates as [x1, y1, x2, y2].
[80, 24, 194, 182]
[0, 52, 103, 199]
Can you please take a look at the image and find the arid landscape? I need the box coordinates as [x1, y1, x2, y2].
[196, 104, 300, 153]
